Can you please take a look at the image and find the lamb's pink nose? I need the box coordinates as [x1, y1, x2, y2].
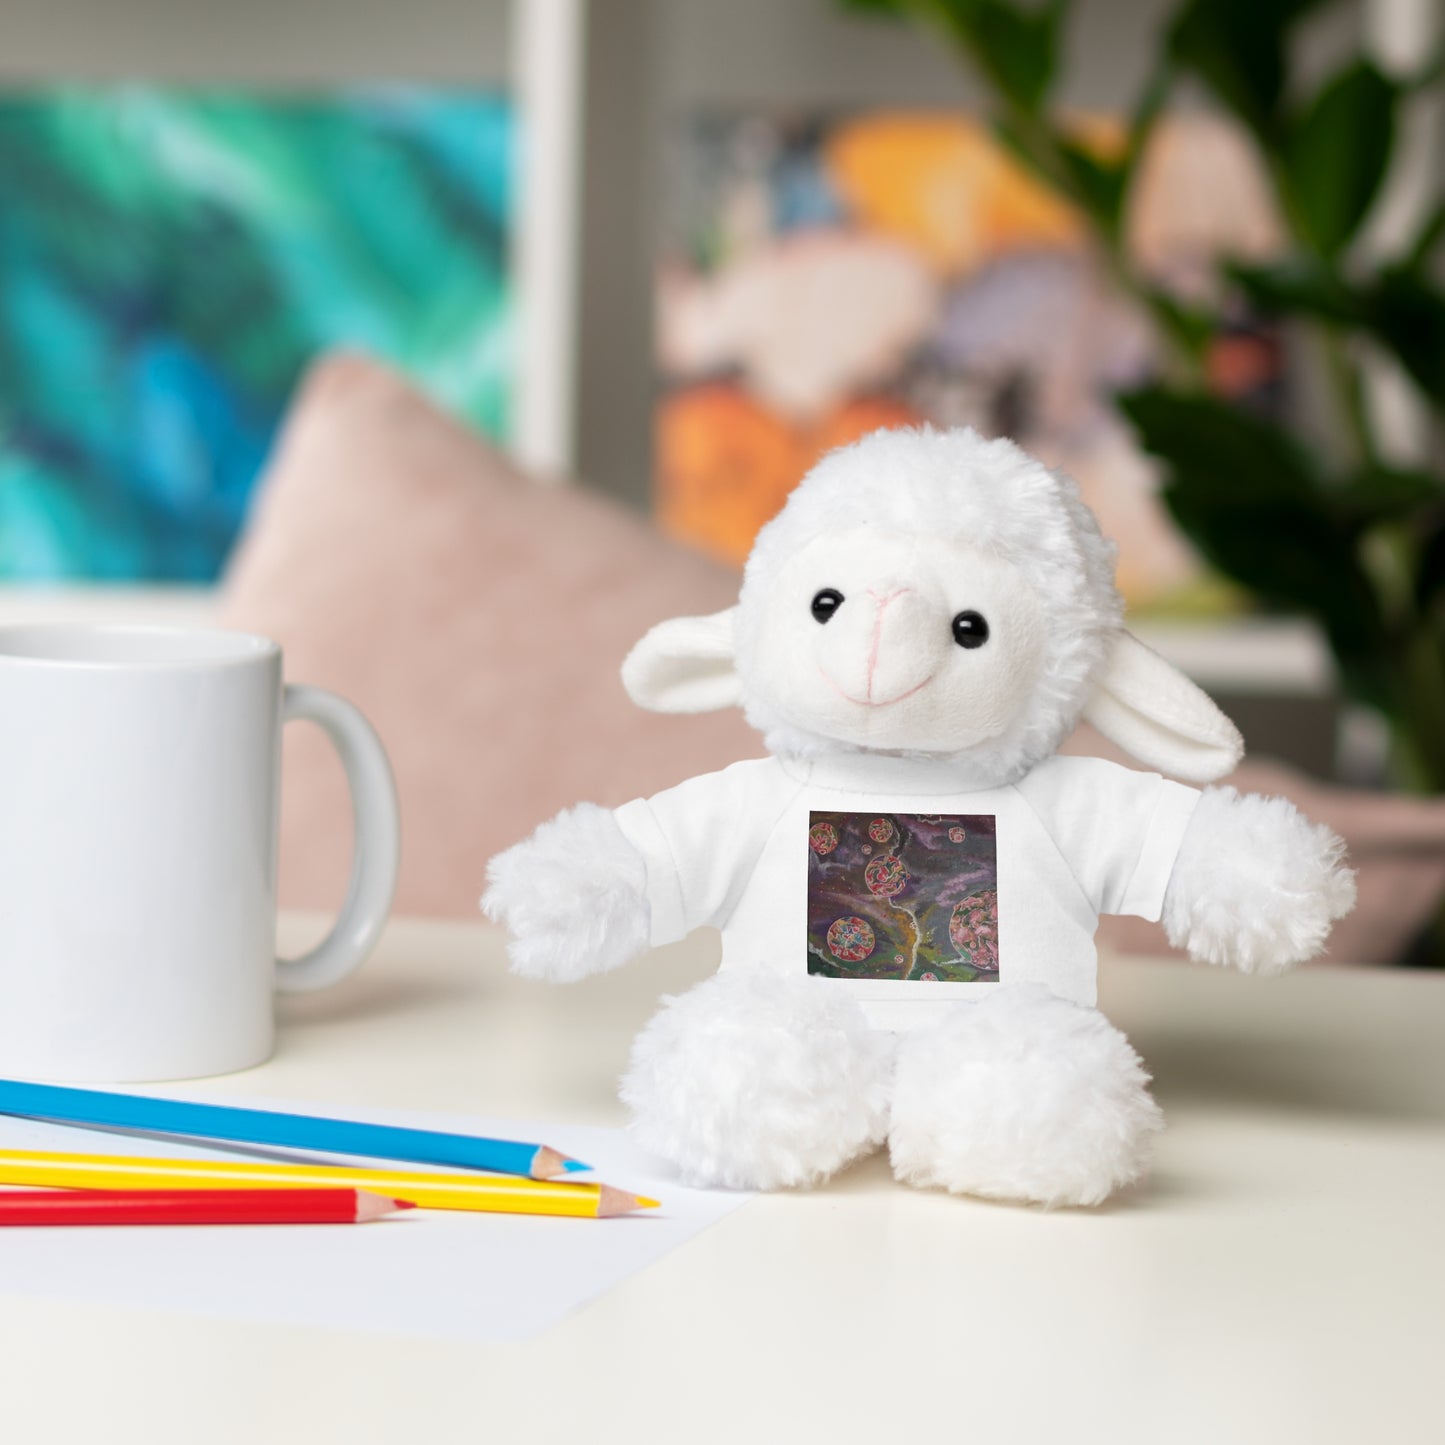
[817, 583, 946, 705]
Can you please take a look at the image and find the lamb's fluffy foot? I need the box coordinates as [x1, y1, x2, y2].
[888, 985, 1163, 1207]
[621, 970, 895, 1190]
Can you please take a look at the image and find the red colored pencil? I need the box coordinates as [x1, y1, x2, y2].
[0, 1188, 414, 1226]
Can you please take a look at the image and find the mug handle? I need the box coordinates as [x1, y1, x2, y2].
[274, 684, 400, 994]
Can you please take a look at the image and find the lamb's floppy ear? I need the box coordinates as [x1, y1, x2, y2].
[1081, 631, 1243, 783]
[621, 608, 743, 713]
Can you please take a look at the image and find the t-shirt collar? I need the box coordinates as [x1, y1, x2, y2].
[776, 749, 1012, 797]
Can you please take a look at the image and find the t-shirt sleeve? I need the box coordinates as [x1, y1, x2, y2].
[612, 760, 792, 947]
[1016, 755, 1202, 921]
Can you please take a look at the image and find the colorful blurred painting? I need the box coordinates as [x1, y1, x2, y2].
[656, 110, 1286, 613]
[0, 86, 513, 581]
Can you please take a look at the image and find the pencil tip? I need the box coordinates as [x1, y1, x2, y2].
[530, 1146, 562, 1178]
[356, 1191, 417, 1222]
[352, 1196, 416, 1219]
[532, 1147, 590, 1179]
[596, 1185, 660, 1217]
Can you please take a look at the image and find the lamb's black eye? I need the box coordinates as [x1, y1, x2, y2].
[952, 610, 989, 649]
[811, 588, 844, 624]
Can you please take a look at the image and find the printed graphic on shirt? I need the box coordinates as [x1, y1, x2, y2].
[807, 812, 999, 982]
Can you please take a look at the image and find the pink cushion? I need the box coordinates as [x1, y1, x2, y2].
[219, 353, 760, 918]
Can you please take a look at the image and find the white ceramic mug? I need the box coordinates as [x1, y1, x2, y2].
[0, 624, 400, 1082]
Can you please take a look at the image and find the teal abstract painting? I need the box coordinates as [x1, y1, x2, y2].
[0, 86, 514, 580]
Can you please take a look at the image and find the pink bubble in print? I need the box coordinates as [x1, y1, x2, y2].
[949, 891, 1000, 971]
[920, 972, 938, 981]
[827, 916, 876, 963]
[864, 854, 908, 898]
[949, 826, 967, 843]
[809, 821, 838, 855]
[893, 953, 904, 964]
[868, 818, 894, 844]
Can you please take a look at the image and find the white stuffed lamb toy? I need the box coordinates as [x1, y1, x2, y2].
[483, 426, 1355, 1207]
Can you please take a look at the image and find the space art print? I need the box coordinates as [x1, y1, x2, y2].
[807, 812, 999, 983]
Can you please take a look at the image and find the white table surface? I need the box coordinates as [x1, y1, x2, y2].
[1, 916, 1442, 1445]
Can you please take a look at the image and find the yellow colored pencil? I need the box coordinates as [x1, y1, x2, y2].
[0, 1150, 658, 1218]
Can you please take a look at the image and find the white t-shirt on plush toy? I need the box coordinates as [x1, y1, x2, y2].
[615, 752, 1200, 1031]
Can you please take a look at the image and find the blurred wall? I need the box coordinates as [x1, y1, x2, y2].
[0, 0, 511, 82]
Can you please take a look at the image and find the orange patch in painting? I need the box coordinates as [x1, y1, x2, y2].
[656, 386, 923, 567]
[656, 385, 798, 567]
[823, 112, 1083, 277]
[814, 395, 921, 455]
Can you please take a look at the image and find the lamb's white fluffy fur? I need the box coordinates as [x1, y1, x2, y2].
[621, 971, 895, 1189]
[481, 803, 649, 982]
[1163, 786, 1357, 976]
[888, 985, 1164, 1207]
[735, 426, 1123, 783]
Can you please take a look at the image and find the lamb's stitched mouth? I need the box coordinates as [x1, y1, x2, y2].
[818, 666, 935, 708]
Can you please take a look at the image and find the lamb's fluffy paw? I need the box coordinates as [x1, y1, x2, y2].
[621, 971, 895, 1190]
[888, 985, 1162, 1208]
[1163, 786, 1357, 976]
[480, 803, 649, 983]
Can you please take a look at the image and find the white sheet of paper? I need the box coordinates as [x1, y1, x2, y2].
[0, 1099, 752, 1341]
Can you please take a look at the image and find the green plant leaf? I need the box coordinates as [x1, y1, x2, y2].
[1283, 61, 1398, 256]
[1416, 516, 1445, 613]
[1054, 135, 1127, 231]
[1119, 387, 1386, 668]
[1333, 466, 1445, 524]
[1118, 388, 1322, 502]
[1368, 267, 1445, 403]
[931, 0, 1070, 115]
[1167, 0, 1332, 138]
[1231, 260, 1445, 409]
[1165, 486, 1384, 665]
[1227, 259, 1363, 323]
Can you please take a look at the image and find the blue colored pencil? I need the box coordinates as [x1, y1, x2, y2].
[0, 1079, 591, 1180]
